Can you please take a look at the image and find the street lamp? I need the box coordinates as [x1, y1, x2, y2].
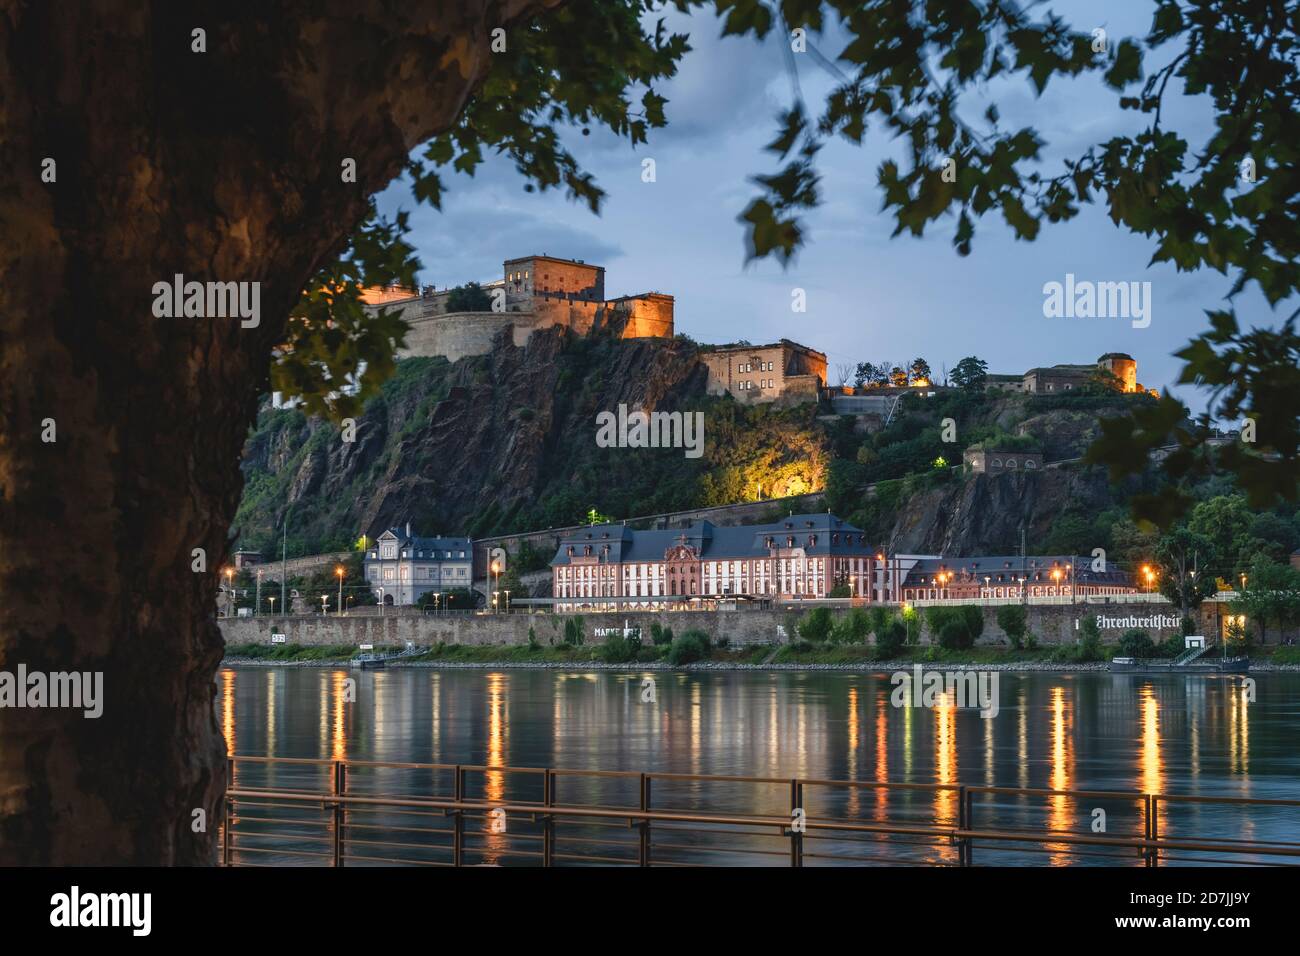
[335, 565, 345, 617]
[493, 590, 499, 614]
[268, 595, 276, 617]
[433, 592, 441, 614]
[504, 589, 511, 613]
[321, 594, 329, 615]
[224, 567, 235, 618]
[490, 559, 501, 608]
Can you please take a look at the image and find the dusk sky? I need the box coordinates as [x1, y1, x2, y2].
[377, 1, 1287, 415]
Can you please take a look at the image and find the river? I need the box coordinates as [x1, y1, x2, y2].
[219, 666, 1299, 865]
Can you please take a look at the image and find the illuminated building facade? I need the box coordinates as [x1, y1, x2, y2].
[551, 513, 879, 608]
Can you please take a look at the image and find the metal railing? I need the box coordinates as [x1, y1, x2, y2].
[219, 756, 1300, 867]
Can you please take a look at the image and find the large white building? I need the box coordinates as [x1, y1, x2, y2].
[550, 514, 880, 609]
[363, 526, 472, 606]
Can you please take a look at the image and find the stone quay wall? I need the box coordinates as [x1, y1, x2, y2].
[218, 599, 1237, 650]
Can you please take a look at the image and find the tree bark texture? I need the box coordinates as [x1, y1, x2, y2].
[0, 0, 547, 864]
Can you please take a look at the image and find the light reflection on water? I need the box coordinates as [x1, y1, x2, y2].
[220, 667, 1299, 864]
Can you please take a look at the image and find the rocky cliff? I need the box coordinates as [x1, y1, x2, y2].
[885, 465, 1144, 556]
[234, 327, 828, 554]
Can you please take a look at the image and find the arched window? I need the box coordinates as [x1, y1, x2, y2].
[1006, 458, 1018, 469]
[1025, 459, 1037, 469]
[992, 458, 1003, 468]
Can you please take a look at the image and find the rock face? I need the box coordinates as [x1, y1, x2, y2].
[235, 326, 719, 550]
[887, 466, 1128, 556]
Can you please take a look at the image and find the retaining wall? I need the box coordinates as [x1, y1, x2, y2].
[219, 599, 1249, 649]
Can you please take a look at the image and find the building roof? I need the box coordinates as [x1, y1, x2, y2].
[504, 254, 601, 269]
[703, 338, 826, 359]
[550, 513, 877, 567]
[370, 528, 471, 559]
[901, 555, 1132, 587]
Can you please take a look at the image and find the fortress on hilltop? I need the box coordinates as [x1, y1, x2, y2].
[361, 254, 674, 362]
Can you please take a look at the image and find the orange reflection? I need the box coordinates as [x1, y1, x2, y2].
[846, 687, 860, 816]
[874, 693, 889, 821]
[1227, 680, 1249, 774]
[1046, 686, 1074, 865]
[221, 669, 236, 757]
[934, 691, 957, 826]
[483, 672, 509, 865]
[331, 670, 347, 763]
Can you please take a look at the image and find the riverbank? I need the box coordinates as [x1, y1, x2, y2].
[222, 642, 1300, 671]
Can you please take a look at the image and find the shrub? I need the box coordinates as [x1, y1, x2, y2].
[798, 607, 834, 643]
[563, 616, 585, 647]
[876, 618, 906, 658]
[527, 626, 539, 651]
[1077, 616, 1103, 662]
[828, 583, 851, 598]
[1117, 629, 1155, 658]
[996, 604, 1028, 650]
[869, 606, 892, 637]
[902, 605, 921, 645]
[926, 605, 983, 650]
[831, 608, 871, 644]
[667, 631, 710, 666]
[649, 622, 674, 646]
[1156, 633, 1185, 658]
[600, 634, 635, 663]
[937, 618, 969, 650]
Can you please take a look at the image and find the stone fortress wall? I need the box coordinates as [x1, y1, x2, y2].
[365, 254, 674, 363]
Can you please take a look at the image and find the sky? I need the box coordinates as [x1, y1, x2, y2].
[375, 1, 1288, 414]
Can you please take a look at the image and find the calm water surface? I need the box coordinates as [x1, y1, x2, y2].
[219, 666, 1300, 865]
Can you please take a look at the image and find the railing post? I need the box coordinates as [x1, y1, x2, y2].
[790, 779, 804, 867]
[542, 769, 554, 867]
[957, 786, 970, 866]
[332, 760, 346, 867]
[222, 757, 234, 866]
[639, 774, 652, 867]
[1142, 794, 1153, 867]
[453, 765, 464, 867]
[1149, 795, 1160, 868]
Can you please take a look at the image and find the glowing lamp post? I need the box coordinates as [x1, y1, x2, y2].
[335, 565, 345, 617]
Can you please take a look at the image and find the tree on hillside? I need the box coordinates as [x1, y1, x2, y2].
[908, 358, 932, 385]
[1154, 527, 1219, 619]
[889, 366, 909, 388]
[854, 361, 887, 389]
[1235, 558, 1300, 644]
[950, 357, 989, 391]
[445, 281, 494, 313]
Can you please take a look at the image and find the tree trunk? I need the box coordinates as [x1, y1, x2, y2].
[0, 0, 543, 864]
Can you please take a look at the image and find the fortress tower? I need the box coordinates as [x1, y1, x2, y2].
[364, 254, 673, 362]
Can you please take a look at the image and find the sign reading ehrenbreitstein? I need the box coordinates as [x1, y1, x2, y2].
[1095, 613, 1182, 631]
[595, 403, 704, 459]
